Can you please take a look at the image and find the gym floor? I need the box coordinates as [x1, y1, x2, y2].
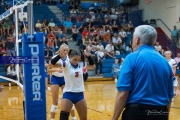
[0, 81, 180, 120]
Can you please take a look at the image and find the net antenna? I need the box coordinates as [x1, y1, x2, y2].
[0, 0, 32, 90]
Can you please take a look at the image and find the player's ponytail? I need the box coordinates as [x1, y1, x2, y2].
[79, 50, 85, 62]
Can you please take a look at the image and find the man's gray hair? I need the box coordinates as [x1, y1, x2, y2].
[134, 25, 157, 46]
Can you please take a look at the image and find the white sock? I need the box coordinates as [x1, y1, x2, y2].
[51, 119, 54, 120]
[72, 116, 76, 120]
[47, 87, 51, 91]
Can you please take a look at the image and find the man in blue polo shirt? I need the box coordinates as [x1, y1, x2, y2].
[112, 25, 174, 120]
[171, 26, 179, 46]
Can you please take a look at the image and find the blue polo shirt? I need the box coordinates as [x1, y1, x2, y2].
[117, 44, 174, 106]
[172, 29, 178, 37]
[63, 21, 72, 28]
[75, 22, 82, 29]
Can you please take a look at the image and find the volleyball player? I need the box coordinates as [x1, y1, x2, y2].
[50, 48, 95, 120]
[164, 51, 179, 100]
[48, 43, 76, 120]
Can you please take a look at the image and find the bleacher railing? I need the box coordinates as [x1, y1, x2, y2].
[158, 34, 178, 57]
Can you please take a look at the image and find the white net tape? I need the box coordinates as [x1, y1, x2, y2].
[0, 75, 23, 90]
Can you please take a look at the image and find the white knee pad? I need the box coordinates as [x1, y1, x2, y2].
[50, 105, 58, 113]
[71, 104, 75, 110]
[173, 79, 178, 87]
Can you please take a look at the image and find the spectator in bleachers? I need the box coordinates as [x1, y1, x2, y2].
[105, 42, 115, 58]
[21, 18, 28, 31]
[2, 21, 10, 36]
[87, 42, 94, 51]
[128, 21, 134, 33]
[112, 59, 120, 82]
[74, 2, 80, 11]
[59, 36, 68, 46]
[1, 32, 7, 41]
[53, 24, 60, 39]
[100, 27, 106, 38]
[72, 24, 78, 42]
[63, 17, 73, 34]
[96, 42, 104, 51]
[102, 6, 107, 13]
[103, 19, 110, 28]
[7, 64, 17, 87]
[69, 2, 73, 11]
[87, 19, 94, 32]
[174, 53, 180, 69]
[115, 9, 122, 14]
[6, 37, 15, 56]
[111, 6, 116, 14]
[112, 34, 122, 51]
[104, 13, 112, 23]
[18, 19, 22, 33]
[95, 48, 104, 76]
[119, 28, 127, 44]
[35, 20, 42, 30]
[103, 30, 111, 43]
[82, 28, 90, 38]
[47, 31, 57, 52]
[41, 19, 49, 34]
[112, 20, 118, 33]
[0, 42, 8, 56]
[171, 25, 179, 46]
[44, 47, 53, 63]
[121, 19, 128, 31]
[48, 19, 55, 31]
[70, 8, 77, 23]
[75, 19, 82, 32]
[154, 42, 162, 54]
[82, 35, 90, 50]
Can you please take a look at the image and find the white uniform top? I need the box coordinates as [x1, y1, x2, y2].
[168, 58, 178, 87]
[168, 59, 177, 68]
[52, 55, 69, 77]
[61, 61, 86, 93]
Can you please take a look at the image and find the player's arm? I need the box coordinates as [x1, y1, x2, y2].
[47, 68, 63, 74]
[49, 54, 62, 67]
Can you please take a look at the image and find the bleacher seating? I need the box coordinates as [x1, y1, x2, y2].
[102, 54, 128, 78]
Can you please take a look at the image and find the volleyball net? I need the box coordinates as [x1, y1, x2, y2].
[0, 1, 31, 91]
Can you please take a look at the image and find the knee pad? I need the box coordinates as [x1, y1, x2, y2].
[71, 104, 75, 110]
[60, 111, 69, 120]
[50, 105, 58, 113]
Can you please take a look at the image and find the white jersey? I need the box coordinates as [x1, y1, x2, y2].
[61, 61, 86, 93]
[168, 59, 177, 69]
[168, 58, 178, 87]
[52, 55, 69, 77]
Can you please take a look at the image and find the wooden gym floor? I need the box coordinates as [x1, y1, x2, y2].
[0, 81, 180, 120]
